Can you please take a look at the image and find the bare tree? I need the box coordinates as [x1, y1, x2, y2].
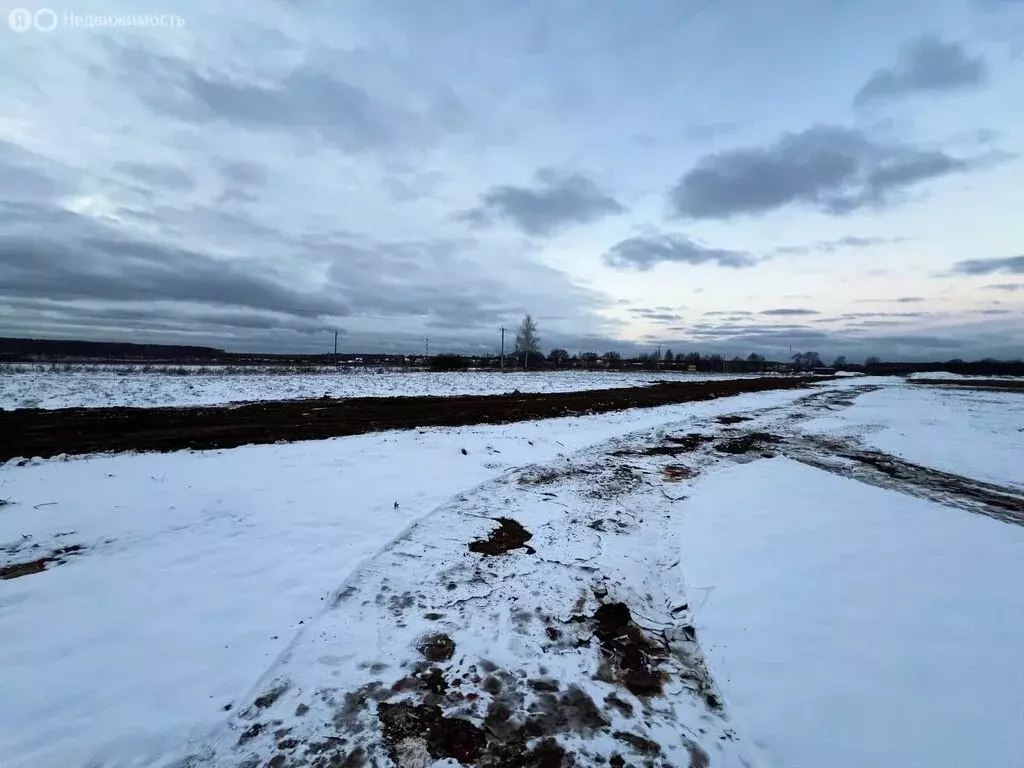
[515, 314, 540, 369]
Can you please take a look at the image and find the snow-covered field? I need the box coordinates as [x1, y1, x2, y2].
[799, 383, 1024, 488]
[1, 376, 1022, 768]
[678, 458, 1024, 768]
[0, 366, 757, 410]
[906, 371, 1024, 381]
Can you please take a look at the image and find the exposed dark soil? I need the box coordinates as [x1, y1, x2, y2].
[378, 702, 486, 765]
[715, 415, 753, 425]
[714, 432, 782, 455]
[839, 450, 1024, 522]
[417, 633, 457, 663]
[662, 464, 696, 482]
[0, 544, 84, 580]
[591, 603, 668, 697]
[378, 700, 569, 768]
[469, 518, 536, 556]
[0, 377, 821, 460]
[610, 433, 712, 458]
[663, 433, 714, 450]
[784, 438, 1024, 527]
[613, 731, 662, 755]
[911, 378, 1024, 392]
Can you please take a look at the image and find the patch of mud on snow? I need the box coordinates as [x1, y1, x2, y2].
[0, 385, 823, 768]
[168, 443, 744, 768]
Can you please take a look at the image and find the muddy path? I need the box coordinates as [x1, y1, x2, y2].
[0, 376, 821, 460]
[169, 413, 751, 768]
[139, 381, 1019, 767]
[781, 438, 1024, 527]
[678, 383, 1024, 527]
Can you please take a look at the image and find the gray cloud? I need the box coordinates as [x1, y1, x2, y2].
[0, 203, 348, 318]
[984, 283, 1024, 291]
[115, 162, 194, 192]
[0, 141, 71, 203]
[854, 36, 987, 107]
[684, 121, 744, 143]
[669, 126, 978, 220]
[603, 234, 756, 271]
[117, 46, 465, 154]
[773, 235, 900, 256]
[458, 169, 624, 236]
[952, 256, 1024, 275]
[217, 188, 260, 204]
[760, 308, 821, 316]
[629, 308, 686, 322]
[896, 296, 925, 303]
[215, 159, 268, 187]
[838, 312, 928, 319]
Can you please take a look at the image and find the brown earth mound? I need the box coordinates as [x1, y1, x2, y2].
[0, 377, 821, 460]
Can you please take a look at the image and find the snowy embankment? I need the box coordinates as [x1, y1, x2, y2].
[798, 382, 1024, 488]
[0, 366, 757, 410]
[2, 376, 1022, 768]
[906, 371, 1024, 381]
[679, 458, 1024, 768]
[0, 386, 810, 768]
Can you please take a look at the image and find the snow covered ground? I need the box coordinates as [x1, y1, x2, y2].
[0, 366, 755, 410]
[678, 458, 1024, 768]
[1, 376, 1022, 768]
[906, 371, 1024, 381]
[799, 382, 1024, 488]
[0, 386, 809, 768]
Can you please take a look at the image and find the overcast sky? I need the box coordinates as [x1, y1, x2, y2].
[2, 0, 1023, 361]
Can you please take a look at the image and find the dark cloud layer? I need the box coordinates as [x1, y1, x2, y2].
[117, 47, 465, 154]
[760, 308, 821, 316]
[458, 169, 624, 236]
[0, 203, 347, 319]
[952, 255, 1024, 275]
[854, 36, 987, 107]
[669, 126, 977, 220]
[603, 235, 756, 271]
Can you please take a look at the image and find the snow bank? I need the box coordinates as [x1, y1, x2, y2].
[906, 371, 1024, 381]
[800, 382, 1024, 488]
[0, 368, 757, 410]
[0, 386, 809, 768]
[677, 457, 1024, 768]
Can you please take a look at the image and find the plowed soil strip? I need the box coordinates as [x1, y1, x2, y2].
[0, 377, 820, 460]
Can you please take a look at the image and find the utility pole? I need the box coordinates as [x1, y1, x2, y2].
[500, 326, 505, 372]
[333, 330, 338, 365]
[425, 338, 429, 360]
[657, 344, 661, 370]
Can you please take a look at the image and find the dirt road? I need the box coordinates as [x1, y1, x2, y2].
[1, 376, 820, 460]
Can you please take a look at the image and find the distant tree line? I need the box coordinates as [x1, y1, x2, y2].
[5, 333, 1023, 377]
